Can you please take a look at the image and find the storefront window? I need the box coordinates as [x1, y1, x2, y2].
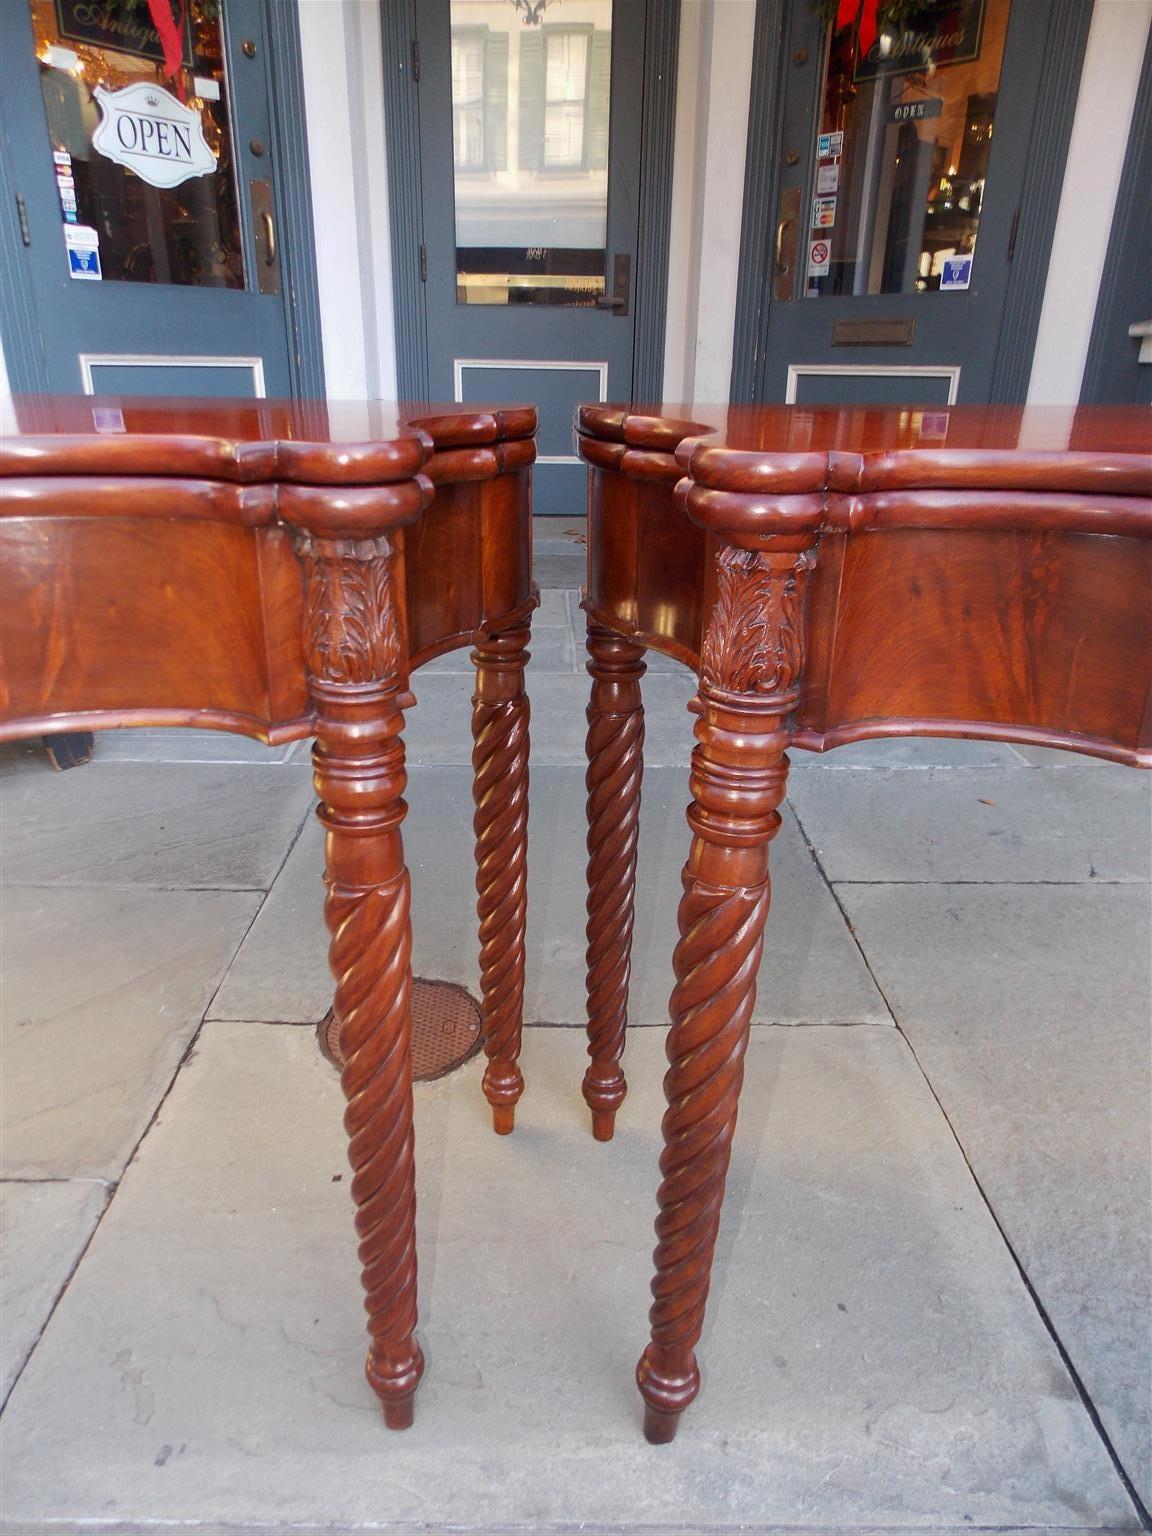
[30, 0, 244, 287]
[806, 0, 1010, 297]
[451, 0, 611, 306]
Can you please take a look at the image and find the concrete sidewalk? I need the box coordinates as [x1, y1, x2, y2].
[1, 587, 1149, 1535]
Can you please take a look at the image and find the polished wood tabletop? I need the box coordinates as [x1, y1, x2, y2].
[0, 395, 538, 1432]
[576, 402, 1151, 1443]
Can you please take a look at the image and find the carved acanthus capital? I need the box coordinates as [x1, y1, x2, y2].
[700, 545, 815, 696]
[297, 534, 404, 687]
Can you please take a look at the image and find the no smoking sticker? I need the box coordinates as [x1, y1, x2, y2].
[808, 238, 831, 277]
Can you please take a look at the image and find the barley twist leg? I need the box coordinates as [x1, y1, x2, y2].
[295, 524, 427, 1430]
[471, 623, 531, 1134]
[583, 621, 646, 1140]
[636, 540, 814, 1443]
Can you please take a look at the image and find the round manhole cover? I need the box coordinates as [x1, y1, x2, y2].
[317, 978, 483, 1082]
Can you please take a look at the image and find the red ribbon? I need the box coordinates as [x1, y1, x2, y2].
[146, 0, 187, 100]
[835, 0, 880, 60]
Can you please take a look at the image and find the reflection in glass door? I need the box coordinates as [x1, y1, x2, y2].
[451, 0, 612, 307]
[417, 0, 646, 516]
[1, 0, 301, 396]
[31, 0, 247, 291]
[804, 0, 1009, 298]
[747, 0, 1060, 407]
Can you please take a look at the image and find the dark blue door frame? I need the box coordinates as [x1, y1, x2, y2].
[378, 0, 679, 407]
[730, 0, 1093, 405]
[0, 0, 323, 398]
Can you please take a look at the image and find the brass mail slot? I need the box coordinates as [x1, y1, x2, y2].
[831, 318, 916, 347]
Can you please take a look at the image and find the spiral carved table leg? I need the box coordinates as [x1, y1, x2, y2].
[636, 542, 814, 1443]
[583, 621, 646, 1141]
[298, 530, 424, 1430]
[471, 623, 531, 1134]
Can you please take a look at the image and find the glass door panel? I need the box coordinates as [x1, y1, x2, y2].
[29, 0, 245, 288]
[2, 0, 298, 394]
[451, 0, 612, 307]
[748, 0, 1056, 405]
[806, 0, 1010, 297]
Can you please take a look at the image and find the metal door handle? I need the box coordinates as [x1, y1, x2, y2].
[260, 210, 276, 266]
[595, 294, 627, 310]
[775, 217, 793, 274]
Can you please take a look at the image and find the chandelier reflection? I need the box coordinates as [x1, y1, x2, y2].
[510, 0, 553, 23]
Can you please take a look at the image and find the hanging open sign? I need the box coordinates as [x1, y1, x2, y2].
[91, 83, 216, 190]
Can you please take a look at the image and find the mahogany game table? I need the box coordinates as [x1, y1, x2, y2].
[0, 395, 537, 1431]
[575, 403, 1152, 1444]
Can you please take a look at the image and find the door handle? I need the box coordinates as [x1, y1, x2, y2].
[260, 210, 276, 266]
[772, 186, 802, 302]
[596, 253, 630, 317]
[249, 179, 279, 295]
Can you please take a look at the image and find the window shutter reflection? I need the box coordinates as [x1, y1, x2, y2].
[484, 31, 508, 172]
[587, 30, 611, 171]
[518, 30, 545, 172]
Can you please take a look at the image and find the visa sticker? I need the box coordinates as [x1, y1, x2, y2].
[816, 162, 840, 195]
[940, 254, 973, 290]
[817, 131, 844, 158]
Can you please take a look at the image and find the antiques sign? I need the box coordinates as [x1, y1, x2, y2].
[91, 83, 216, 189]
[54, 0, 194, 70]
[855, 0, 987, 82]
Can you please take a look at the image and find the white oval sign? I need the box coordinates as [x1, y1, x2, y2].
[92, 83, 217, 190]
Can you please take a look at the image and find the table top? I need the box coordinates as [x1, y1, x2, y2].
[578, 403, 1152, 454]
[577, 404, 1152, 496]
[0, 395, 537, 485]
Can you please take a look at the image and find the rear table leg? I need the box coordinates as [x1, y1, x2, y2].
[583, 621, 646, 1141]
[471, 622, 531, 1134]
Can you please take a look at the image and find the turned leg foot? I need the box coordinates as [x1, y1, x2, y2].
[370, 1343, 425, 1429]
[589, 1103, 619, 1143]
[636, 1346, 700, 1442]
[471, 622, 531, 1133]
[490, 1099, 517, 1136]
[583, 621, 645, 1140]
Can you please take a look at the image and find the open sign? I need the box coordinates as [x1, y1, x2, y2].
[92, 83, 216, 190]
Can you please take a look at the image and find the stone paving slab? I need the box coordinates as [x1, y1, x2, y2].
[0, 1022, 1137, 1532]
[1, 885, 261, 1179]
[839, 880, 1152, 1510]
[83, 730, 299, 765]
[0, 760, 315, 890]
[792, 736, 1027, 768]
[534, 538, 586, 588]
[787, 766, 1152, 884]
[0, 1178, 108, 1405]
[208, 766, 887, 1029]
[404, 667, 702, 767]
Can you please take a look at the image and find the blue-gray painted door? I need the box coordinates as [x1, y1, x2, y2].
[1, 0, 297, 397]
[416, 0, 645, 516]
[754, 0, 1058, 406]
